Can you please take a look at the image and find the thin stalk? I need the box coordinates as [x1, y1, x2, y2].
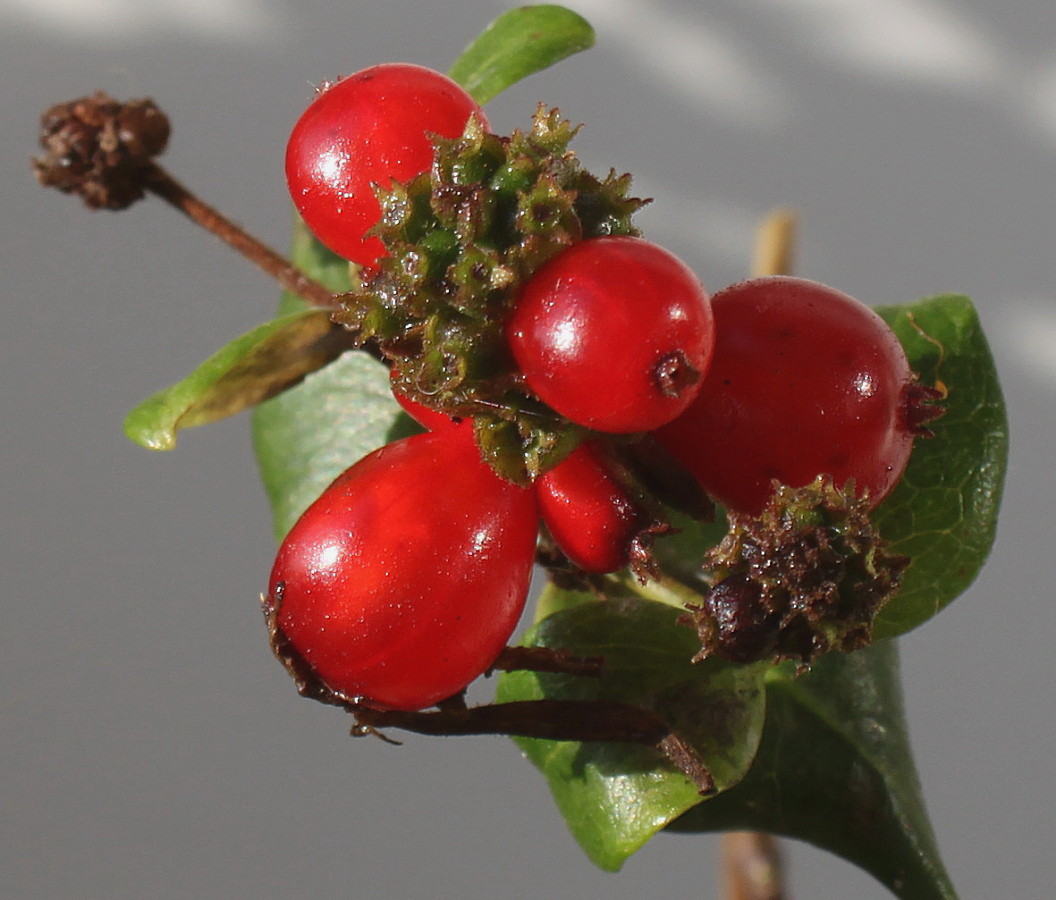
[721, 832, 785, 900]
[719, 207, 799, 900]
[603, 570, 703, 611]
[142, 162, 337, 308]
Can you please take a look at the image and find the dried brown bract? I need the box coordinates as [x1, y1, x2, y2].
[686, 476, 908, 667]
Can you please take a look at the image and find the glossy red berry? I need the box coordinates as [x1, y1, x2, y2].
[656, 276, 919, 515]
[285, 63, 486, 268]
[537, 441, 654, 575]
[506, 236, 714, 433]
[268, 425, 538, 711]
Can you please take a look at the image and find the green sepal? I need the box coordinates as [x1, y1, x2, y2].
[334, 106, 645, 482]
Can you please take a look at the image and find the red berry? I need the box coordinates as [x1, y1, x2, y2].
[537, 441, 653, 575]
[507, 236, 714, 433]
[268, 426, 538, 711]
[285, 63, 486, 268]
[656, 276, 917, 515]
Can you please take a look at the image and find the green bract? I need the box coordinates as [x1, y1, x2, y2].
[333, 108, 646, 483]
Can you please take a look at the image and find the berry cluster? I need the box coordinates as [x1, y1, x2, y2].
[269, 63, 940, 711]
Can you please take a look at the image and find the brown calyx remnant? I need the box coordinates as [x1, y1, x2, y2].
[903, 379, 947, 437]
[685, 476, 908, 667]
[652, 349, 701, 399]
[33, 91, 170, 210]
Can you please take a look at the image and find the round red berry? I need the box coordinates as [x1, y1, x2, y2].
[285, 63, 486, 268]
[656, 276, 918, 515]
[268, 425, 537, 711]
[506, 236, 714, 433]
[537, 441, 652, 575]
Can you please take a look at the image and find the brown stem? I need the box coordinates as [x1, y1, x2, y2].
[265, 592, 713, 791]
[142, 162, 337, 308]
[490, 645, 605, 677]
[721, 832, 785, 900]
[353, 700, 716, 794]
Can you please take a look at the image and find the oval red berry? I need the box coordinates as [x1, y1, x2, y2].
[537, 441, 648, 575]
[268, 426, 537, 711]
[656, 276, 917, 515]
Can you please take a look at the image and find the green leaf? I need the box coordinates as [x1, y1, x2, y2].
[495, 593, 768, 871]
[448, 5, 595, 105]
[251, 218, 418, 540]
[124, 308, 349, 451]
[649, 507, 729, 589]
[872, 295, 1008, 637]
[673, 642, 957, 899]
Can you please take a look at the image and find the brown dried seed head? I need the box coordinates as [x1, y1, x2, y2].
[32, 91, 170, 210]
[690, 476, 908, 667]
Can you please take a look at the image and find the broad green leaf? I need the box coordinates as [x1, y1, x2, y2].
[252, 218, 418, 540]
[124, 308, 347, 451]
[872, 295, 1007, 637]
[496, 593, 767, 871]
[448, 5, 595, 105]
[673, 642, 957, 899]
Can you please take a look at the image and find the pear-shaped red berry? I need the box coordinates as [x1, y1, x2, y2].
[268, 425, 537, 711]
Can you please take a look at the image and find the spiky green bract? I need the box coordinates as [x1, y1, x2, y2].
[687, 476, 908, 666]
[333, 107, 647, 483]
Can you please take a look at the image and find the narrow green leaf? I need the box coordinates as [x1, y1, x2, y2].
[124, 308, 349, 451]
[673, 642, 957, 899]
[448, 6, 595, 105]
[496, 593, 767, 871]
[872, 295, 1008, 637]
[251, 218, 418, 540]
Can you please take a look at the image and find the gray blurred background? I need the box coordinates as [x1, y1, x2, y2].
[3, 0, 1054, 897]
